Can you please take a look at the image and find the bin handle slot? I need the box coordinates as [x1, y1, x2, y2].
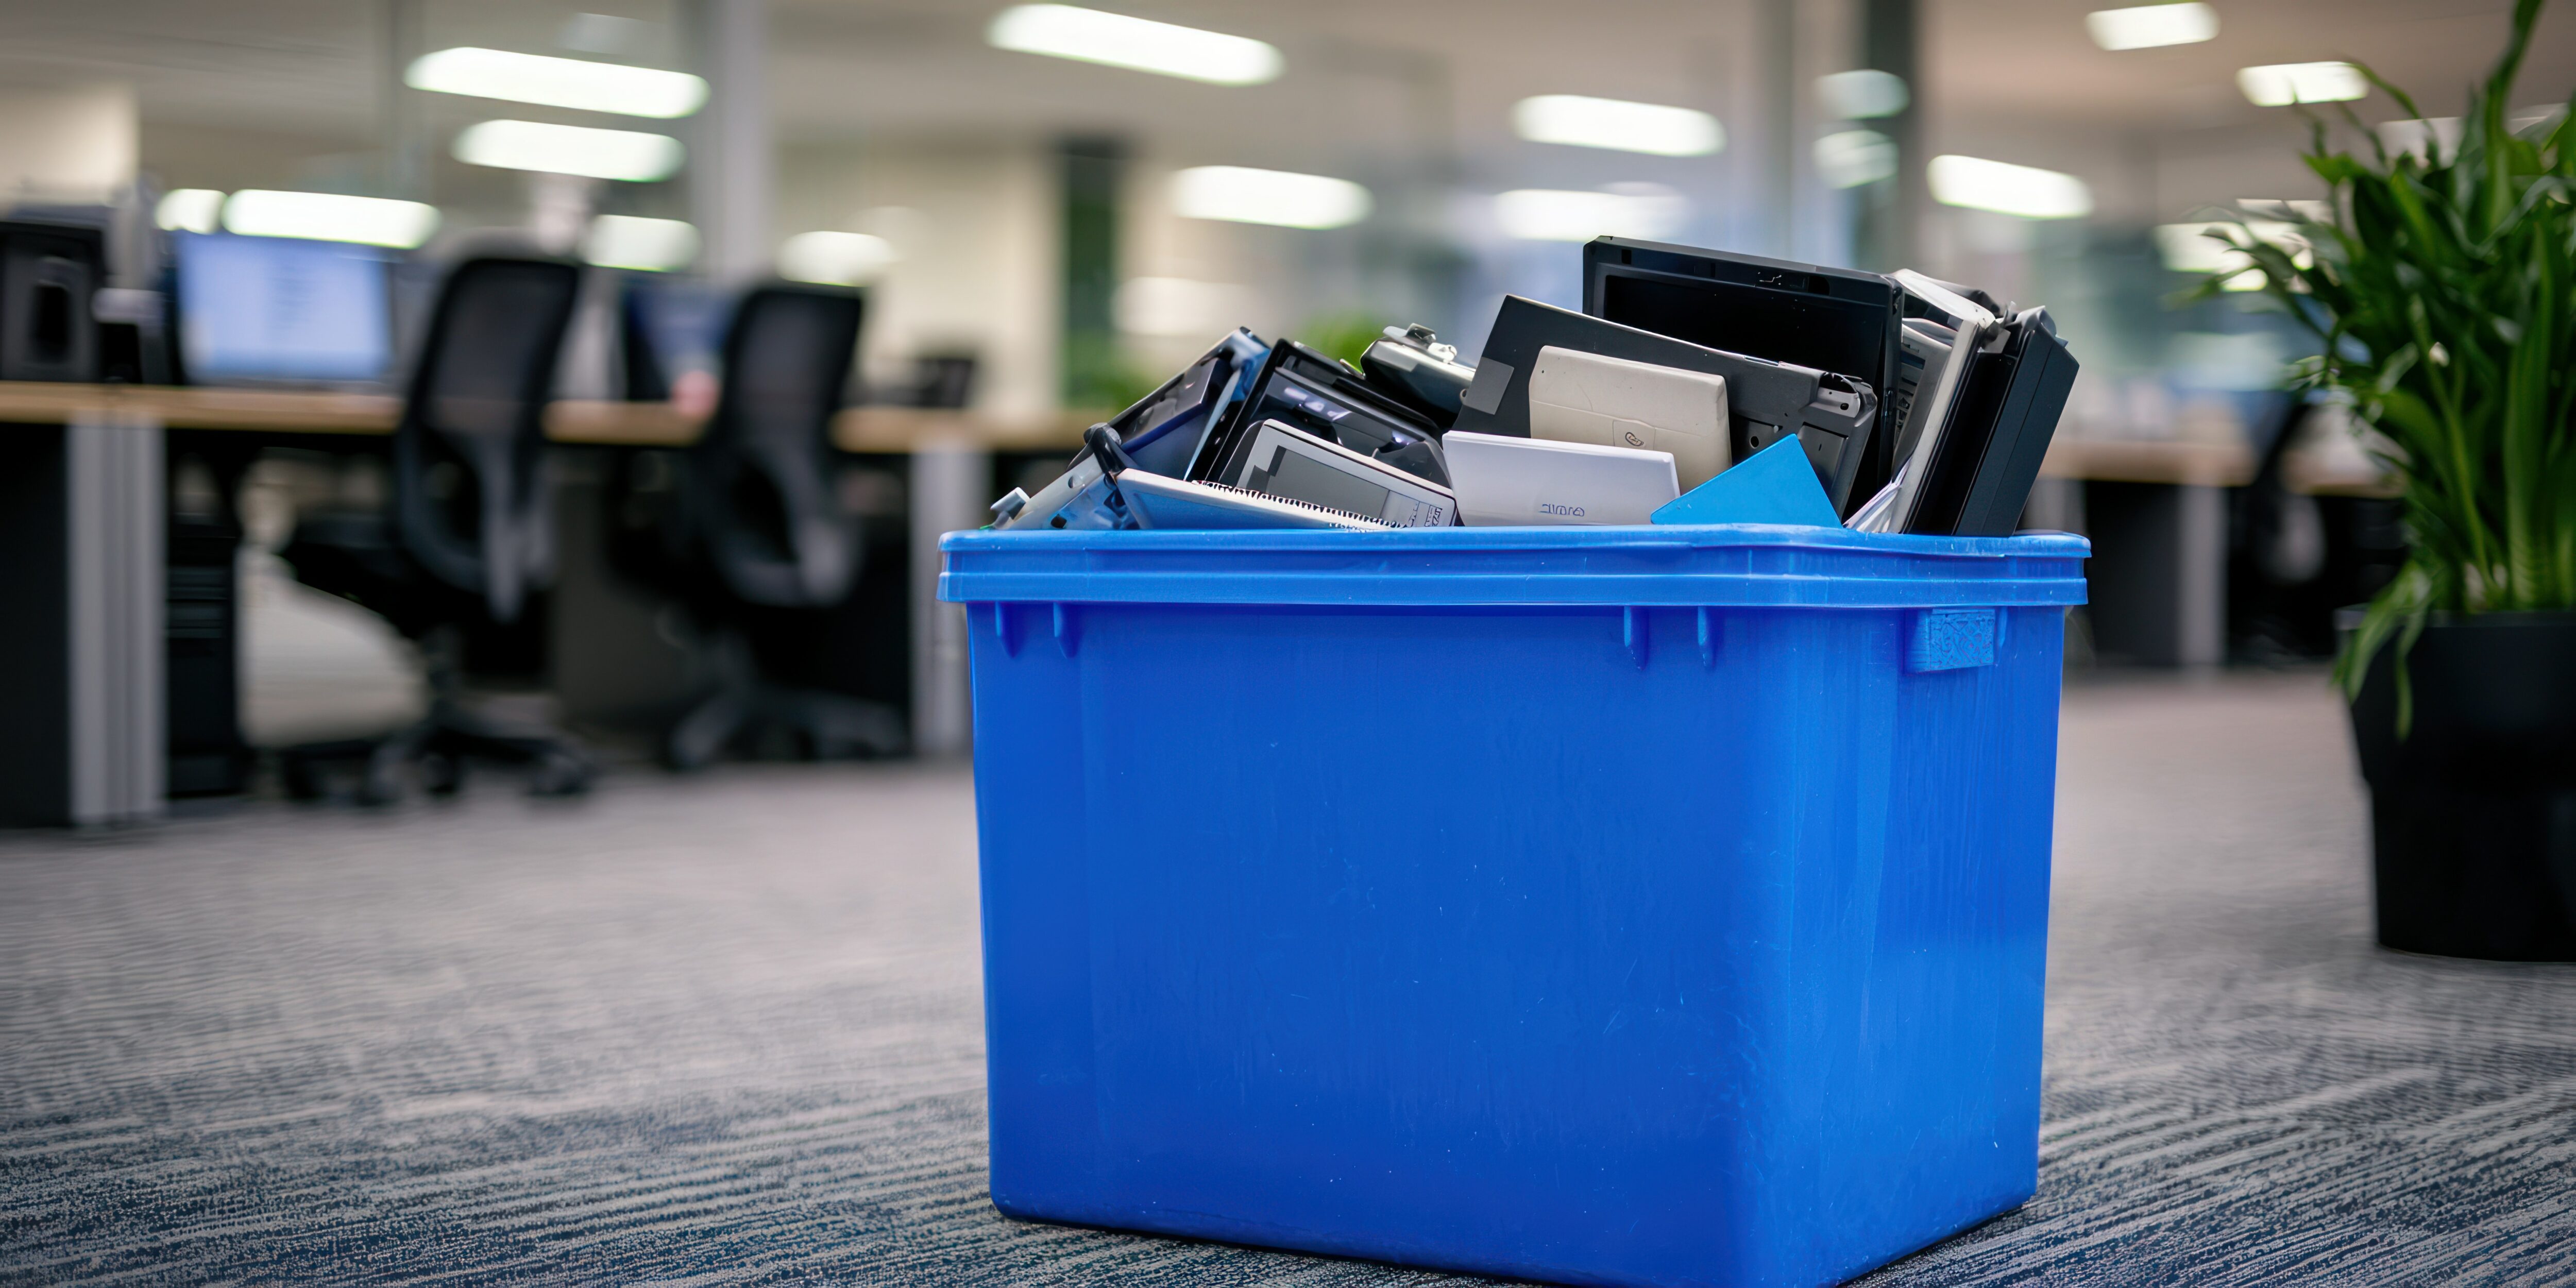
[993, 603, 1020, 658]
[1907, 607, 1998, 672]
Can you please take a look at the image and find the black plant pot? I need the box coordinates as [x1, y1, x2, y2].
[2347, 612, 2576, 960]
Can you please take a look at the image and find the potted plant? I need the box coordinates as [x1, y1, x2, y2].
[2205, 0, 2576, 959]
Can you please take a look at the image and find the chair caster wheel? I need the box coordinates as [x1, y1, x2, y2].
[357, 761, 405, 807]
[420, 752, 465, 796]
[528, 750, 593, 797]
[281, 755, 328, 802]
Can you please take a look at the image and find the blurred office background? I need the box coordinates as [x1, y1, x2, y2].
[8, 6, 2576, 1281]
[0, 0, 2569, 812]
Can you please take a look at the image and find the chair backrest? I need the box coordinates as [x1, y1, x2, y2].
[393, 256, 582, 623]
[688, 283, 866, 608]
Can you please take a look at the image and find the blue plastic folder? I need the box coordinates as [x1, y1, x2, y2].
[945, 524, 2089, 1287]
[1651, 436, 1841, 528]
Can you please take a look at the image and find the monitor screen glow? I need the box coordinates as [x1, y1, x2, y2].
[176, 233, 392, 384]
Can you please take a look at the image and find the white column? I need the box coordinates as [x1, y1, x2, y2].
[0, 83, 136, 201]
[689, 0, 775, 287]
[910, 443, 987, 758]
[67, 413, 163, 825]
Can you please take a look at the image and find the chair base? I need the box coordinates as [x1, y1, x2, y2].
[664, 630, 906, 770]
[280, 696, 596, 804]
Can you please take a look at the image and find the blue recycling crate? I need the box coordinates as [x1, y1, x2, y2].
[941, 524, 2088, 1288]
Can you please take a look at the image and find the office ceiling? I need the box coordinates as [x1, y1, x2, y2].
[0, 0, 2567, 207]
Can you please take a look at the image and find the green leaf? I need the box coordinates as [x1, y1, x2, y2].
[2210, 0, 2573, 686]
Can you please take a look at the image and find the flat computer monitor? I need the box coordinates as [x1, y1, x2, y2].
[1581, 237, 1903, 501]
[173, 232, 393, 386]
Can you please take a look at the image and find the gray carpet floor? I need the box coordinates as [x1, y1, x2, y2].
[4, 672, 2572, 1285]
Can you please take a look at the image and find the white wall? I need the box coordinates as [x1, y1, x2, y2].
[777, 138, 1058, 418]
[0, 83, 137, 201]
[1114, 158, 1354, 378]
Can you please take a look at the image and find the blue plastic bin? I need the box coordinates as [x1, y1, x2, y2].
[942, 524, 2088, 1288]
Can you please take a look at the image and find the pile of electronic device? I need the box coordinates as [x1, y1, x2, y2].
[987, 236, 2078, 537]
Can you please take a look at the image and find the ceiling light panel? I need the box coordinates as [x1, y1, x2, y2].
[1513, 95, 1724, 157]
[2238, 62, 2366, 107]
[407, 47, 707, 118]
[1927, 156, 2093, 219]
[2155, 221, 2309, 290]
[1172, 166, 1371, 229]
[156, 189, 225, 234]
[1816, 131, 1897, 189]
[583, 215, 699, 272]
[454, 120, 685, 181]
[2085, 4, 2218, 51]
[1494, 187, 1689, 242]
[1816, 70, 1909, 121]
[779, 231, 900, 285]
[2377, 116, 2463, 162]
[2237, 198, 2333, 222]
[222, 191, 440, 248]
[987, 5, 1281, 86]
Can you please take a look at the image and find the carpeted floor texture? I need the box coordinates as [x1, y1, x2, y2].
[4, 673, 2573, 1284]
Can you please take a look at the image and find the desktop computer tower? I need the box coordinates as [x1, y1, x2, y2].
[166, 511, 248, 797]
[0, 219, 105, 383]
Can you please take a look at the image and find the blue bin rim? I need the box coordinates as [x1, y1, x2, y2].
[940, 524, 2089, 609]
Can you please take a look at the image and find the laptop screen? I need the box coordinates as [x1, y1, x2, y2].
[175, 232, 392, 385]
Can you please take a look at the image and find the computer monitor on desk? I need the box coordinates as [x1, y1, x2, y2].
[172, 232, 393, 387]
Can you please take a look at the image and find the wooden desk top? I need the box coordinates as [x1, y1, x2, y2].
[0, 382, 1095, 455]
[6, 382, 2292, 488]
[2037, 436, 2256, 488]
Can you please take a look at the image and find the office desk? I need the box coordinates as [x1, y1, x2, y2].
[0, 382, 1091, 823]
[2031, 437, 2258, 669]
[0, 382, 1092, 452]
[1, 379, 2274, 822]
[2038, 436, 2255, 489]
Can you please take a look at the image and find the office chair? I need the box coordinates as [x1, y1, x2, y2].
[279, 256, 594, 801]
[611, 282, 902, 769]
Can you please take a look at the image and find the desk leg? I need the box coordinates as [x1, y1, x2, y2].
[910, 445, 987, 759]
[2082, 479, 2230, 669]
[70, 414, 165, 823]
[0, 417, 164, 826]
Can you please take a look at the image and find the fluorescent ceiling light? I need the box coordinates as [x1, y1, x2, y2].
[408, 47, 706, 118]
[156, 188, 224, 233]
[583, 215, 698, 272]
[2085, 3, 2217, 51]
[2238, 198, 2332, 222]
[222, 191, 439, 248]
[1512, 95, 1723, 157]
[2156, 221, 2307, 290]
[454, 120, 684, 181]
[2377, 116, 2463, 162]
[779, 231, 899, 285]
[1494, 186, 1689, 242]
[2239, 62, 2366, 107]
[1172, 166, 1370, 229]
[1927, 155, 2093, 219]
[1816, 130, 1897, 189]
[1817, 70, 1909, 120]
[987, 5, 1281, 86]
